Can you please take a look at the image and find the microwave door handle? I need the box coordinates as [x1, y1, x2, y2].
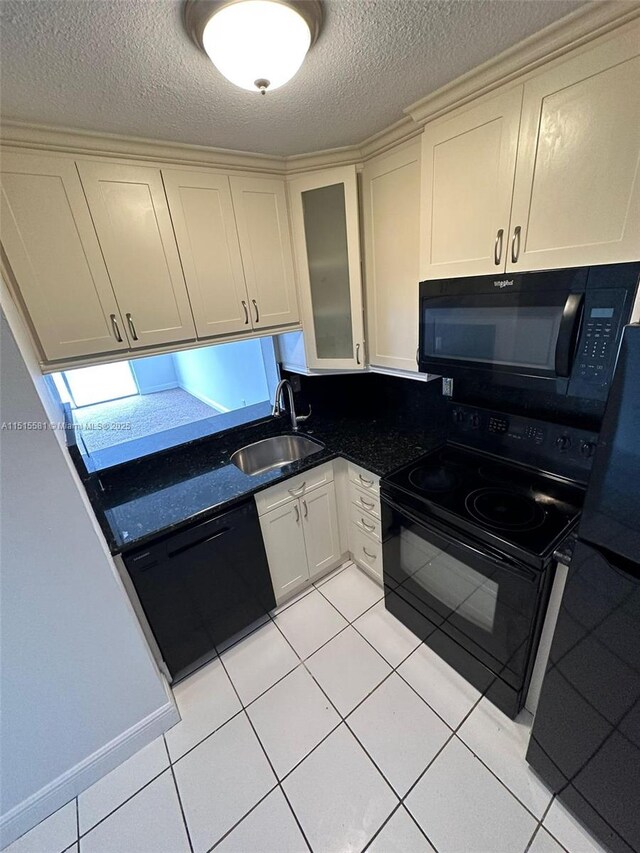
[555, 293, 584, 377]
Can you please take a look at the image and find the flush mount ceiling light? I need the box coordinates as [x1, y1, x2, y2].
[184, 0, 323, 94]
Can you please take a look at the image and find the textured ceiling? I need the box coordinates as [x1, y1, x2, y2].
[0, 0, 590, 156]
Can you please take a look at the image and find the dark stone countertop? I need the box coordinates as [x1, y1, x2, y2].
[89, 411, 444, 556]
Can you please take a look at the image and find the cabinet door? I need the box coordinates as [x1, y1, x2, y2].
[301, 483, 343, 580]
[229, 176, 299, 330]
[508, 25, 640, 272]
[0, 153, 129, 361]
[288, 166, 365, 370]
[259, 500, 309, 602]
[420, 86, 523, 279]
[77, 161, 196, 349]
[363, 140, 421, 372]
[162, 169, 251, 338]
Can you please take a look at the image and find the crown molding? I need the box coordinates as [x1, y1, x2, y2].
[0, 120, 287, 174]
[405, 1, 640, 126]
[2, 2, 638, 173]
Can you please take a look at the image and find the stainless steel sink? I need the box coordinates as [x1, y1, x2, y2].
[230, 434, 324, 476]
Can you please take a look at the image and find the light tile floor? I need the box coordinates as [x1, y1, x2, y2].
[4, 562, 608, 853]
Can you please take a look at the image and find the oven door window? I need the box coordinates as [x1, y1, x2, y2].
[387, 511, 540, 687]
[422, 293, 567, 373]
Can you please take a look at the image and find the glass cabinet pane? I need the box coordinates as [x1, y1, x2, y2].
[301, 183, 353, 360]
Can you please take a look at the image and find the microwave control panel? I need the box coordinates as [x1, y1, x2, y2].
[449, 404, 599, 481]
[568, 288, 627, 400]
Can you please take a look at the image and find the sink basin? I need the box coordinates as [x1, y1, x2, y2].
[231, 434, 324, 476]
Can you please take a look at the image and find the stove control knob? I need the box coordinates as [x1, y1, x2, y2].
[580, 440, 596, 459]
[453, 409, 465, 424]
[555, 435, 572, 451]
[470, 413, 480, 429]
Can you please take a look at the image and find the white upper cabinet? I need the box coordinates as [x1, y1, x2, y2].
[507, 25, 640, 272]
[229, 176, 299, 330]
[162, 169, 251, 338]
[0, 153, 129, 361]
[77, 161, 196, 349]
[363, 139, 422, 373]
[420, 86, 523, 280]
[288, 166, 365, 370]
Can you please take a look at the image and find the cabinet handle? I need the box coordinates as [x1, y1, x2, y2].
[294, 504, 300, 524]
[360, 497, 375, 510]
[416, 347, 419, 367]
[126, 313, 139, 341]
[356, 343, 361, 365]
[110, 314, 123, 343]
[288, 481, 306, 496]
[363, 546, 377, 560]
[511, 225, 521, 264]
[242, 300, 249, 325]
[359, 473, 374, 487]
[303, 499, 308, 519]
[494, 228, 504, 266]
[361, 517, 375, 532]
[252, 299, 259, 323]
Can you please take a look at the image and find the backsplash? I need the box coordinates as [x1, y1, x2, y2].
[284, 371, 448, 435]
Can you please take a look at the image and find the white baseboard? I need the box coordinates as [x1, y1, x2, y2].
[177, 381, 229, 413]
[139, 381, 180, 394]
[0, 698, 179, 848]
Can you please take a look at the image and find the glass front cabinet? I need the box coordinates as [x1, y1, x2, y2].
[287, 166, 365, 371]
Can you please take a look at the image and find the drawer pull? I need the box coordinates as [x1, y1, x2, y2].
[363, 546, 377, 560]
[360, 517, 375, 532]
[288, 481, 306, 496]
[360, 497, 375, 510]
[359, 474, 374, 487]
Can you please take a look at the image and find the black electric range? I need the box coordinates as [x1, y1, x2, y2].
[380, 403, 598, 717]
[383, 445, 585, 570]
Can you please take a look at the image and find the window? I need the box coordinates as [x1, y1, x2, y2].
[50, 337, 280, 467]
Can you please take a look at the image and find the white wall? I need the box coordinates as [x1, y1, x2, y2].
[174, 337, 277, 412]
[129, 353, 179, 395]
[0, 301, 177, 846]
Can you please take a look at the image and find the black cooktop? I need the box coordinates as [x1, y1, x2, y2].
[383, 444, 585, 565]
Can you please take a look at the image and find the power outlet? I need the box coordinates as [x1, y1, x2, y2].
[442, 378, 454, 397]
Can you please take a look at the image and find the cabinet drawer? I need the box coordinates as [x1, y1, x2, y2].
[254, 462, 334, 516]
[350, 503, 382, 541]
[350, 525, 383, 584]
[347, 462, 380, 493]
[350, 483, 381, 519]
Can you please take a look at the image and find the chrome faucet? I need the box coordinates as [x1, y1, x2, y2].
[272, 379, 310, 432]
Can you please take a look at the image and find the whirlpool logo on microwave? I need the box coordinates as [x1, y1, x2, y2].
[494, 279, 515, 288]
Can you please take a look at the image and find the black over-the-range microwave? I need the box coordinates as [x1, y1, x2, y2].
[418, 262, 640, 400]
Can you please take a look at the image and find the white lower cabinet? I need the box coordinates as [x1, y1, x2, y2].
[258, 475, 343, 604]
[259, 500, 310, 603]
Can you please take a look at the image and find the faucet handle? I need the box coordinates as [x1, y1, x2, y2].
[296, 405, 312, 424]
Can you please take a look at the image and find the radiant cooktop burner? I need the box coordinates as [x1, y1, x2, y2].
[409, 467, 459, 493]
[465, 488, 546, 531]
[383, 443, 585, 561]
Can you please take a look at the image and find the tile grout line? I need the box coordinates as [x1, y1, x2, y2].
[212, 650, 314, 853]
[167, 758, 195, 853]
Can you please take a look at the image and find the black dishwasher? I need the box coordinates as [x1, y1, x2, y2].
[124, 499, 275, 682]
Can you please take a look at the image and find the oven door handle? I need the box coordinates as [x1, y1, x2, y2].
[555, 293, 584, 377]
[381, 495, 539, 583]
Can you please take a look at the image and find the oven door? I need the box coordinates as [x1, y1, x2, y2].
[382, 496, 550, 717]
[418, 288, 583, 383]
